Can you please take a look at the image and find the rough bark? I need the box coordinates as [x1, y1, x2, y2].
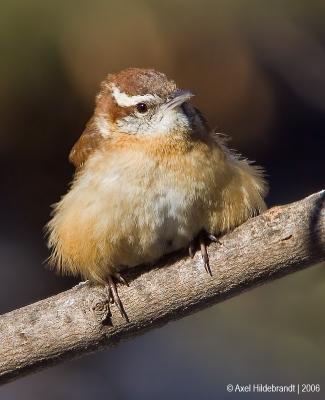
[1, 191, 325, 385]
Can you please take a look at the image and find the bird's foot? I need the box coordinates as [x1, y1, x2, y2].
[106, 273, 129, 322]
[188, 231, 220, 276]
[206, 233, 222, 245]
[199, 231, 212, 276]
[188, 241, 196, 259]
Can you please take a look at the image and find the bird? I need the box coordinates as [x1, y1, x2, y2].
[46, 67, 268, 321]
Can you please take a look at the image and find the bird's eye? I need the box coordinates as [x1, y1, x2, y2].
[136, 102, 148, 113]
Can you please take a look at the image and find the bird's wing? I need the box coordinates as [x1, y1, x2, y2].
[69, 116, 104, 170]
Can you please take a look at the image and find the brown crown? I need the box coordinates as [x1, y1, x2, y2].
[95, 68, 177, 122]
[106, 68, 176, 97]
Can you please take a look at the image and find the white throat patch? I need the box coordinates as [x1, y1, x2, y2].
[110, 83, 158, 107]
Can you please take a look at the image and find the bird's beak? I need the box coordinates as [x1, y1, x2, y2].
[162, 90, 194, 111]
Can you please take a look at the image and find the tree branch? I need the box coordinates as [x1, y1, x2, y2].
[1, 191, 325, 385]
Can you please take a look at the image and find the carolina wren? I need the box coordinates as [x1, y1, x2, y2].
[47, 68, 267, 320]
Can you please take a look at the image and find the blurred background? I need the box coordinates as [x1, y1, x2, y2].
[1, 0, 325, 399]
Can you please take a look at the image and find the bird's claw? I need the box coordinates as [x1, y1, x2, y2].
[199, 233, 212, 276]
[188, 231, 216, 276]
[114, 272, 129, 287]
[207, 233, 222, 245]
[106, 274, 129, 322]
[188, 241, 195, 258]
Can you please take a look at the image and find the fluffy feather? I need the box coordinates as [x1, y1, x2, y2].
[47, 130, 267, 283]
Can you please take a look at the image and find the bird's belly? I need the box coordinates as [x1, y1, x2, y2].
[81, 163, 204, 267]
[50, 149, 213, 277]
[108, 183, 201, 267]
[138, 187, 198, 255]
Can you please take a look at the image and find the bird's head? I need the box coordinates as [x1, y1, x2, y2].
[93, 68, 205, 138]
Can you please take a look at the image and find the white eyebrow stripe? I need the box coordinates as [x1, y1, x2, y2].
[110, 83, 159, 107]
